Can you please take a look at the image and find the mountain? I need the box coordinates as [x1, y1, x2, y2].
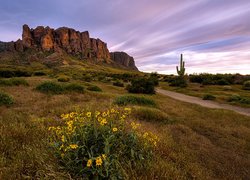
[0, 25, 138, 71]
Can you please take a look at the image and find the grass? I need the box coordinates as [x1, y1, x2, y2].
[0, 78, 29, 86]
[86, 85, 102, 92]
[0, 91, 14, 106]
[0, 76, 250, 179]
[161, 82, 250, 107]
[114, 95, 156, 107]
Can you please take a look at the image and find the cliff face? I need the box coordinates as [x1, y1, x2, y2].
[0, 25, 138, 70]
[110, 52, 138, 71]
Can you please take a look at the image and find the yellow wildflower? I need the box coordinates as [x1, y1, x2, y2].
[111, 108, 115, 113]
[112, 127, 118, 132]
[143, 132, 149, 138]
[95, 111, 101, 117]
[69, 144, 78, 149]
[61, 135, 66, 142]
[102, 154, 106, 160]
[124, 107, 131, 111]
[87, 159, 92, 167]
[86, 112, 91, 118]
[98, 117, 102, 122]
[100, 119, 107, 126]
[96, 156, 103, 166]
[102, 112, 107, 117]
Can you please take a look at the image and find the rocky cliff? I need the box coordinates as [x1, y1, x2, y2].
[0, 25, 138, 70]
[110, 52, 138, 71]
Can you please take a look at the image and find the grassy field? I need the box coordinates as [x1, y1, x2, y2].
[1, 76, 250, 179]
[160, 81, 250, 108]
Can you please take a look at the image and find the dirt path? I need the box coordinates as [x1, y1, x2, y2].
[157, 88, 250, 117]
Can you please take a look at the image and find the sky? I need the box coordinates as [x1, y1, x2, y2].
[0, 0, 250, 74]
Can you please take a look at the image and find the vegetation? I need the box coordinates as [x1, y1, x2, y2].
[126, 77, 156, 94]
[0, 78, 29, 86]
[169, 76, 187, 87]
[243, 80, 250, 90]
[202, 94, 216, 100]
[176, 54, 185, 76]
[228, 94, 250, 105]
[57, 75, 70, 82]
[87, 85, 102, 92]
[36, 81, 65, 94]
[0, 91, 14, 106]
[64, 83, 84, 93]
[48, 108, 158, 178]
[112, 80, 124, 87]
[114, 95, 156, 107]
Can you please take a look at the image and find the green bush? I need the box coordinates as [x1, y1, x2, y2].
[133, 107, 171, 123]
[48, 108, 158, 179]
[126, 77, 156, 94]
[0, 78, 29, 86]
[217, 79, 230, 85]
[33, 71, 47, 76]
[0, 69, 32, 78]
[113, 81, 124, 87]
[36, 82, 64, 94]
[0, 92, 14, 106]
[57, 75, 70, 82]
[64, 83, 84, 93]
[87, 85, 102, 92]
[114, 95, 156, 107]
[243, 80, 250, 90]
[82, 74, 92, 82]
[202, 94, 216, 100]
[228, 94, 250, 104]
[169, 76, 187, 87]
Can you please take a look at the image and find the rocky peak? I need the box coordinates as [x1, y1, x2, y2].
[110, 52, 138, 71]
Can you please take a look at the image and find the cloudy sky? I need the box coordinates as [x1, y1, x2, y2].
[0, 0, 250, 74]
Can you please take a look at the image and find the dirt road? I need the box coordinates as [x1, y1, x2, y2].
[157, 88, 250, 117]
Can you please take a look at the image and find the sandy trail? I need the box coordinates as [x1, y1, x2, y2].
[157, 88, 250, 117]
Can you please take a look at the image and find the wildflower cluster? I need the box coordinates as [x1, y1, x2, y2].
[48, 107, 158, 178]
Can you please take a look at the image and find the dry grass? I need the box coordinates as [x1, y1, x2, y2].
[0, 76, 250, 179]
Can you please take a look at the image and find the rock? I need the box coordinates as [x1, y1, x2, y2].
[110, 52, 138, 70]
[15, 39, 23, 52]
[22, 24, 33, 48]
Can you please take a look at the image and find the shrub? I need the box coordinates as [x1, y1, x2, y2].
[82, 74, 92, 82]
[0, 92, 14, 106]
[0, 78, 29, 86]
[114, 95, 156, 107]
[48, 108, 159, 179]
[126, 77, 156, 94]
[113, 81, 124, 87]
[33, 71, 47, 76]
[64, 83, 84, 93]
[243, 80, 250, 90]
[228, 94, 250, 104]
[36, 82, 64, 94]
[57, 75, 70, 82]
[202, 94, 216, 100]
[217, 79, 230, 85]
[149, 72, 159, 86]
[87, 85, 102, 92]
[133, 107, 171, 123]
[169, 76, 187, 87]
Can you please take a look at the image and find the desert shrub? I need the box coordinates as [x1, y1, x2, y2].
[82, 74, 92, 82]
[113, 81, 124, 87]
[48, 108, 159, 179]
[0, 92, 14, 106]
[126, 77, 155, 94]
[114, 95, 156, 107]
[228, 94, 250, 104]
[57, 75, 70, 82]
[36, 82, 64, 94]
[133, 107, 171, 123]
[169, 76, 187, 87]
[0, 78, 29, 86]
[33, 71, 47, 76]
[87, 85, 102, 92]
[243, 80, 250, 90]
[217, 79, 230, 85]
[149, 72, 159, 86]
[0, 69, 32, 78]
[64, 83, 84, 93]
[202, 94, 216, 100]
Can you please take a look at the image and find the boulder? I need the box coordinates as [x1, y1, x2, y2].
[110, 52, 138, 70]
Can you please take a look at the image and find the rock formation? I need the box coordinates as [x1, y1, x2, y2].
[0, 25, 138, 70]
[110, 52, 138, 71]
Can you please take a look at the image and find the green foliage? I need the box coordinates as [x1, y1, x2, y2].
[126, 77, 156, 94]
[57, 75, 70, 82]
[113, 81, 124, 87]
[33, 71, 47, 76]
[87, 85, 102, 92]
[228, 94, 250, 104]
[243, 80, 250, 90]
[149, 72, 159, 86]
[202, 94, 216, 100]
[217, 79, 230, 85]
[114, 95, 156, 107]
[36, 82, 64, 94]
[48, 108, 158, 179]
[176, 54, 185, 76]
[0, 78, 29, 86]
[0, 92, 14, 106]
[0, 68, 32, 78]
[133, 107, 172, 124]
[82, 74, 92, 82]
[64, 83, 84, 93]
[169, 76, 187, 88]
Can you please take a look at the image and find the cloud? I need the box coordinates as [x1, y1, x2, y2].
[0, 0, 249, 74]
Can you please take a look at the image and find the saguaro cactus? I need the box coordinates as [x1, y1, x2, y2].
[176, 54, 185, 76]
